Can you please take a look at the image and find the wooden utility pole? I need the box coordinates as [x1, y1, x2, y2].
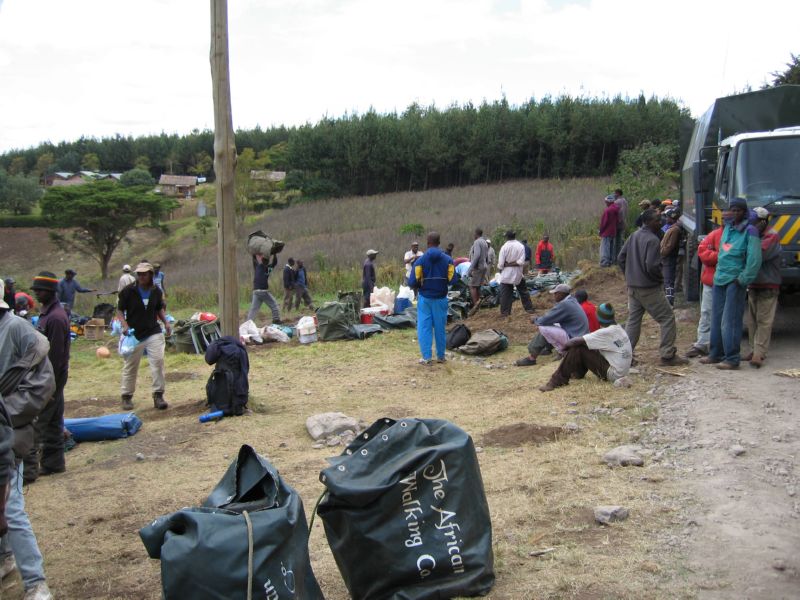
[210, 0, 238, 336]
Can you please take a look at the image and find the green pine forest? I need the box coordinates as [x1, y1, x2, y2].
[0, 95, 692, 199]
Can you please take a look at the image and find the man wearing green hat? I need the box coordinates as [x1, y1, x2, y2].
[539, 302, 632, 392]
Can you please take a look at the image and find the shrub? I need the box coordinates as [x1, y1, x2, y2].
[399, 223, 425, 236]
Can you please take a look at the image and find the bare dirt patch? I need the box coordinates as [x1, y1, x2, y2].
[482, 422, 566, 447]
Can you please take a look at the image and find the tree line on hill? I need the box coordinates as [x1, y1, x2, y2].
[0, 95, 691, 201]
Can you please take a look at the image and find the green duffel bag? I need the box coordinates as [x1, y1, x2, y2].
[458, 329, 509, 356]
[316, 302, 356, 341]
[140, 445, 323, 600]
[318, 418, 495, 600]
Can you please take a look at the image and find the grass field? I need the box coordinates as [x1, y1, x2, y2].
[1, 265, 699, 600]
[1, 177, 610, 313]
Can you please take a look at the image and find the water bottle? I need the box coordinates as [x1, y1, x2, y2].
[199, 410, 224, 423]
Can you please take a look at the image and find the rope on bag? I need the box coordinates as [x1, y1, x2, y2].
[307, 490, 327, 540]
[243, 510, 254, 600]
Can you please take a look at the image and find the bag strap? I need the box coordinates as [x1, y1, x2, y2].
[307, 490, 327, 541]
[243, 510, 254, 600]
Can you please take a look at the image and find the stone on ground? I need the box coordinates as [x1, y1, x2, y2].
[603, 445, 645, 467]
[306, 412, 359, 441]
[594, 505, 630, 524]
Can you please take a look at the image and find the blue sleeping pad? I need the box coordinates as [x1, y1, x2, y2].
[64, 412, 143, 442]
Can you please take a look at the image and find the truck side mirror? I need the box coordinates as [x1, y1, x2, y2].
[692, 159, 709, 194]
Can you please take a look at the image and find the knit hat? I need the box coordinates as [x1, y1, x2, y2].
[638, 200, 650, 209]
[753, 206, 770, 220]
[597, 303, 615, 325]
[31, 271, 60, 293]
[729, 197, 747, 210]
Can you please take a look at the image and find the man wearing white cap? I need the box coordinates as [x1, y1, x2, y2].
[116, 262, 171, 410]
[515, 283, 589, 366]
[117, 265, 135, 293]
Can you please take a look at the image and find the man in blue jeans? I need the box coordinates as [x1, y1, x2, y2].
[408, 232, 456, 365]
[701, 197, 761, 370]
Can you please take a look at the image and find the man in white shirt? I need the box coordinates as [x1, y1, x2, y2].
[539, 302, 632, 392]
[403, 242, 423, 287]
[497, 230, 534, 317]
[117, 264, 135, 292]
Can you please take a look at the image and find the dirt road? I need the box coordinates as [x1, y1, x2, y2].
[651, 308, 800, 598]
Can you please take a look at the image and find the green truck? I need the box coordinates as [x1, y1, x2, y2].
[680, 85, 800, 301]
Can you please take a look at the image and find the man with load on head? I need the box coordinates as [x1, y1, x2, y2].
[116, 262, 171, 411]
[744, 207, 781, 368]
[618, 209, 687, 367]
[539, 303, 632, 392]
[515, 283, 589, 366]
[408, 232, 456, 365]
[247, 252, 280, 324]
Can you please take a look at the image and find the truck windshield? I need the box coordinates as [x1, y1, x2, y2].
[733, 137, 800, 207]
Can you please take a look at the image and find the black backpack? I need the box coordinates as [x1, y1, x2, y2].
[206, 366, 239, 416]
[446, 323, 472, 349]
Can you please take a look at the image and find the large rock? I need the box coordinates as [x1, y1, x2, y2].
[594, 505, 630, 525]
[603, 445, 645, 467]
[306, 412, 360, 441]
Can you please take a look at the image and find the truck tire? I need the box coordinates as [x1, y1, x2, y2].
[684, 234, 701, 302]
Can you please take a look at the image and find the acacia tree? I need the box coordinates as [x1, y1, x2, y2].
[40, 180, 178, 278]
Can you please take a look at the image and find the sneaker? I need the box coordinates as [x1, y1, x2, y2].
[660, 355, 689, 366]
[749, 355, 763, 368]
[418, 359, 432, 366]
[716, 362, 739, 370]
[121, 394, 134, 411]
[23, 581, 53, 600]
[0, 555, 16, 579]
[514, 356, 537, 367]
[699, 356, 721, 365]
[685, 345, 708, 358]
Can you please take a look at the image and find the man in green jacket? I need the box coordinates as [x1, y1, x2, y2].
[701, 198, 762, 370]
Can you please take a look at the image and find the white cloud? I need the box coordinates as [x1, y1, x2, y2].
[0, 0, 797, 152]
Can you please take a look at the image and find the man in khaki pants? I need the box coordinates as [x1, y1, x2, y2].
[116, 262, 171, 410]
[745, 207, 782, 368]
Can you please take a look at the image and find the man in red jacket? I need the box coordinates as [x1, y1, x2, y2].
[599, 196, 619, 267]
[535, 235, 555, 274]
[685, 226, 723, 357]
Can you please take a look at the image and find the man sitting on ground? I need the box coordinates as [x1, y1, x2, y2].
[539, 303, 632, 392]
[515, 283, 589, 366]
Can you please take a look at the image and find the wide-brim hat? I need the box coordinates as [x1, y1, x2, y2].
[31, 271, 60, 293]
[134, 262, 155, 274]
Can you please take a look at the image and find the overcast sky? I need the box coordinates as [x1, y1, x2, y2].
[0, 0, 797, 153]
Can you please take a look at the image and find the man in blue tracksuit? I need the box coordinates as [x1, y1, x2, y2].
[408, 232, 456, 364]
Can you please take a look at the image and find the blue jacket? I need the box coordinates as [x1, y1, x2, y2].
[408, 246, 456, 299]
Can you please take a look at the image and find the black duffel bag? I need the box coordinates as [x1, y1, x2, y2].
[446, 324, 471, 350]
[318, 418, 495, 600]
[140, 445, 323, 600]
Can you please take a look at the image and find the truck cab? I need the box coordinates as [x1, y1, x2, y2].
[681, 87, 800, 300]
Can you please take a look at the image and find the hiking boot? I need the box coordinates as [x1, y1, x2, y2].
[515, 356, 537, 367]
[153, 392, 168, 410]
[0, 555, 16, 579]
[749, 355, 763, 368]
[716, 362, 739, 370]
[538, 382, 556, 392]
[121, 394, 134, 410]
[660, 355, 689, 366]
[699, 356, 721, 365]
[685, 345, 708, 358]
[23, 581, 53, 600]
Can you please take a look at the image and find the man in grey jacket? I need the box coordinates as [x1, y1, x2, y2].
[617, 210, 687, 366]
[466, 228, 488, 314]
[0, 284, 55, 600]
